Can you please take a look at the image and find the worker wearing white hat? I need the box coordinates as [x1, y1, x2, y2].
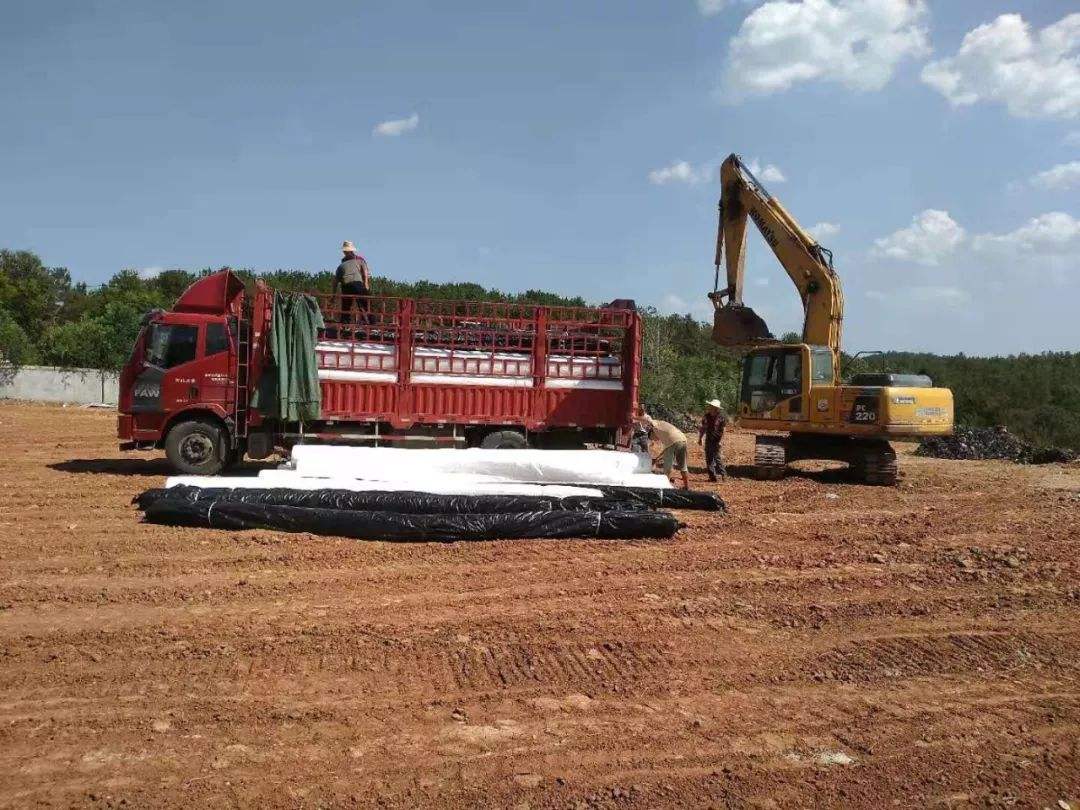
[699, 399, 727, 482]
[332, 240, 372, 336]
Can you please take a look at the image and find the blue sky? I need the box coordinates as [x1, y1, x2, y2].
[2, 0, 1077, 355]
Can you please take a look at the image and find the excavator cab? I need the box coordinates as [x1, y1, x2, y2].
[739, 345, 807, 421]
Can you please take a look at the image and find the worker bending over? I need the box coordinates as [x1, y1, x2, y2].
[699, 399, 727, 482]
[642, 414, 690, 490]
[332, 240, 372, 333]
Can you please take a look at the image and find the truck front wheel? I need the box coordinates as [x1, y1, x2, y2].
[165, 419, 229, 476]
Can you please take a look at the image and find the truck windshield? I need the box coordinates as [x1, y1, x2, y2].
[145, 324, 198, 369]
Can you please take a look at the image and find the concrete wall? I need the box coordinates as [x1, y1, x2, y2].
[0, 366, 119, 406]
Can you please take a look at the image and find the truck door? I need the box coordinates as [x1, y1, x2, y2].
[198, 318, 234, 412]
[140, 322, 201, 418]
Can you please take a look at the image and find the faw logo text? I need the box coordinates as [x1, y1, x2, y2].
[134, 383, 160, 399]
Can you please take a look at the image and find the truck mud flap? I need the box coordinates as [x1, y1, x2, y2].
[140, 499, 681, 542]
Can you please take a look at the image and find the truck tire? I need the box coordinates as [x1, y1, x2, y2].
[480, 430, 528, 450]
[753, 435, 787, 480]
[165, 419, 229, 476]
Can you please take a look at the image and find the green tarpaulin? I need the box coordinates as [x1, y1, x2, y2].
[252, 292, 324, 422]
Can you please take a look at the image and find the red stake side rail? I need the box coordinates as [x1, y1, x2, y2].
[118, 271, 642, 473]
[255, 287, 641, 433]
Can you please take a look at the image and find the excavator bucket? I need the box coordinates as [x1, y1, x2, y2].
[711, 304, 773, 346]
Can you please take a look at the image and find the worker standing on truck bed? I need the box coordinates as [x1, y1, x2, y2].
[699, 399, 727, 482]
[332, 240, 371, 335]
[642, 414, 690, 490]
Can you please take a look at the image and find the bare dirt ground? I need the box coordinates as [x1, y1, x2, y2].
[1, 401, 1078, 809]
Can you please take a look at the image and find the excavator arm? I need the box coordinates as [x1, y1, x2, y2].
[709, 154, 844, 368]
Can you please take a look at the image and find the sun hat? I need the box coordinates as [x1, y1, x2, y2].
[342, 240, 357, 253]
[706, 399, 722, 409]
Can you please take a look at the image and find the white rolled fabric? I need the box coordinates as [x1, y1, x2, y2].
[289, 446, 653, 484]
[165, 473, 606, 499]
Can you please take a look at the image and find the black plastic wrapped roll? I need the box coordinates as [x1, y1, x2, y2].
[592, 486, 726, 511]
[142, 499, 681, 542]
[134, 486, 647, 514]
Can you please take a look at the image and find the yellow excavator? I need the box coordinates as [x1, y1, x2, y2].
[708, 154, 953, 484]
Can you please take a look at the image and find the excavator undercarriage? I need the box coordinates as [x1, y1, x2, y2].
[752, 434, 899, 485]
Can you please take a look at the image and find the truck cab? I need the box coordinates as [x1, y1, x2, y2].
[117, 272, 245, 473]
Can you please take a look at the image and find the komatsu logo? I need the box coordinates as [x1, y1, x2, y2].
[749, 208, 778, 247]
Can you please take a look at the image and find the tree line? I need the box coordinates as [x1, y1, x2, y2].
[1, 249, 1076, 450]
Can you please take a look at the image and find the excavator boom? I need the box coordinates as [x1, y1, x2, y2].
[709, 154, 844, 371]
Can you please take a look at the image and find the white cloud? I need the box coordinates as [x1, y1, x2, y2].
[746, 158, 786, 183]
[659, 292, 714, 320]
[921, 13, 1080, 120]
[807, 221, 839, 239]
[137, 266, 165, 280]
[660, 292, 690, 312]
[723, 0, 930, 97]
[1031, 161, 1080, 191]
[697, 0, 762, 16]
[972, 212, 1080, 257]
[907, 285, 972, 308]
[865, 285, 970, 309]
[872, 209, 965, 266]
[373, 113, 420, 137]
[648, 160, 709, 185]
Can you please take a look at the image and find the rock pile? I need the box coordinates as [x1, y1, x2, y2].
[916, 426, 1077, 465]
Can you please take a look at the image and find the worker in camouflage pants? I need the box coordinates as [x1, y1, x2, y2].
[699, 399, 727, 482]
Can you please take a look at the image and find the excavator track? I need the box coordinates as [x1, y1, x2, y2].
[753, 435, 787, 480]
[852, 442, 898, 486]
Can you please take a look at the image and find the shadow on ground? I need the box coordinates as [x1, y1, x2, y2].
[724, 463, 860, 485]
[48, 459, 272, 477]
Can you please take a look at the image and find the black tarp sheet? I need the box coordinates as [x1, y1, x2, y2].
[593, 486, 726, 511]
[134, 486, 649, 514]
[142, 499, 681, 542]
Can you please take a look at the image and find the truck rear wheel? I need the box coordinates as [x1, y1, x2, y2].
[480, 430, 528, 450]
[165, 419, 229, 476]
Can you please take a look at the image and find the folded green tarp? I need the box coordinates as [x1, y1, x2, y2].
[251, 292, 324, 422]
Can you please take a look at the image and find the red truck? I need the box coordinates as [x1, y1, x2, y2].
[117, 270, 643, 474]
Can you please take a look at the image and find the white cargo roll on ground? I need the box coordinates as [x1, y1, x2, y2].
[289, 446, 652, 484]
[165, 474, 606, 499]
[257, 467, 672, 491]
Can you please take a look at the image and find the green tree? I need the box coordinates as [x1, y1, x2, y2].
[0, 250, 71, 337]
[0, 308, 39, 381]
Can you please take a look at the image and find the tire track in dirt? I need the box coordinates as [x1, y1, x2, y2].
[808, 629, 1080, 682]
